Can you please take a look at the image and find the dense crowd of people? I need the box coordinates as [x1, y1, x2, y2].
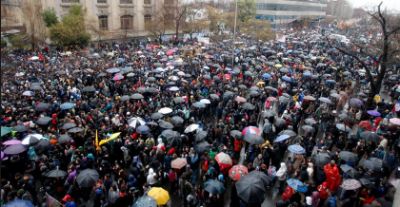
[1, 29, 400, 207]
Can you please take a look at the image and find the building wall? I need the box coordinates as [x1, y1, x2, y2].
[1, 0, 24, 32]
[326, 0, 353, 20]
[256, 0, 327, 25]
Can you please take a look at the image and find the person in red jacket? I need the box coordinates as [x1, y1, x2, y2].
[323, 160, 341, 192]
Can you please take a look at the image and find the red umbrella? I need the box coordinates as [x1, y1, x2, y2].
[171, 158, 187, 169]
[215, 152, 232, 171]
[229, 165, 248, 181]
[358, 120, 372, 131]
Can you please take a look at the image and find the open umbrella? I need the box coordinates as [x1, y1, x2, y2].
[173, 97, 185, 104]
[362, 157, 383, 172]
[76, 169, 99, 187]
[151, 112, 164, 120]
[4, 199, 34, 207]
[3, 144, 26, 155]
[303, 95, 316, 101]
[339, 151, 358, 164]
[230, 130, 242, 139]
[302, 125, 315, 133]
[82, 86, 96, 93]
[46, 166, 67, 178]
[242, 103, 255, 110]
[236, 174, 266, 204]
[171, 158, 187, 169]
[274, 118, 286, 128]
[133, 196, 157, 207]
[2, 139, 22, 146]
[209, 94, 220, 100]
[200, 99, 211, 105]
[235, 96, 247, 103]
[341, 179, 361, 190]
[22, 134, 44, 145]
[147, 187, 170, 205]
[229, 165, 248, 181]
[136, 125, 150, 135]
[215, 152, 232, 171]
[204, 179, 225, 194]
[58, 134, 73, 144]
[340, 164, 359, 178]
[367, 110, 381, 117]
[288, 144, 306, 154]
[305, 118, 317, 125]
[360, 131, 379, 143]
[195, 141, 211, 153]
[389, 118, 400, 126]
[106, 67, 120, 73]
[35, 102, 50, 111]
[22, 90, 34, 96]
[159, 121, 174, 129]
[195, 130, 207, 142]
[242, 126, 263, 144]
[319, 97, 332, 104]
[287, 178, 308, 192]
[168, 86, 180, 92]
[113, 73, 124, 81]
[1, 127, 13, 137]
[61, 123, 77, 130]
[336, 123, 351, 132]
[13, 125, 27, 132]
[158, 107, 173, 115]
[193, 102, 206, 109]
[279, 129, 297, 137]
[128, 117, 146, 128]
[36, 116, 52, 125]
[131, 93, 144, 100]
[349, 98, 363, 107]
[274, 134, 291, 143]
[171, 116, 184, 126]
[313, 153, 331, 167]
[68, 127, 84, 133]
[60, 102, 75, 110]
[184, 124, 199, 133]
[35, 139, 50, 151]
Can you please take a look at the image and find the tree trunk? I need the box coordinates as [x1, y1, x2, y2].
[175, 20, 180, 43]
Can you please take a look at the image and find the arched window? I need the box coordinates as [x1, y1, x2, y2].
[121, 15, 133, 30]
[98, 15, 108, 30]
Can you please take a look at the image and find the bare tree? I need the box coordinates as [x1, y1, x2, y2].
[146, 6, 167, 43]
[330, 2, 400, 108]
[171, 0, 188, 43]
[21, 0, 47, 50]
[86, 17, 107, 48]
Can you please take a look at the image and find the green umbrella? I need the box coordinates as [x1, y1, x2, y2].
[1, 127, 13, 137]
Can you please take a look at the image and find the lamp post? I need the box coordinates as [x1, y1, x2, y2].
[232, 0, 238, 66]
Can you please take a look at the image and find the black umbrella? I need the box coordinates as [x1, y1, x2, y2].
[242, 103, 256, 110]
[339, 151, 358, 164]
[235, 174, 266, 204]
[274, 118, 286, 128]
[36, 116, 52, 125]
[171, 116, 184, 126]
[195, 141, 211, 153]
[279, 129, 296, 137]
[151, 112, 164, 120]
[46, 167, 67, 178]
[82, 86, 96, 93]
[230, 130, 242, 139]
[361, 157, 383, 172]
[58, 134, 73, 144]
[313, 153, 331, 167]
[340, 164, 359, 178]
[262, 110, 276, 118]
[76, 169, 99, 188]
[35, 102, 50, 111]
[68, 127, 84, 133]
[360, 131, 380, 143]
[204, 179, 225, 194]
[13, 125, 27, 132]
[131, 93, 144, 100]
[159, 121, 174, 129]
[195, 130, 207, 142]
[61, 123, 77, 130]
[161, 130, 181, 146]
[35, 139, 50, 151]
[248, 171, 273, 188]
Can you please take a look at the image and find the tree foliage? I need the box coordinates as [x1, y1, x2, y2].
[240, 19, 274, 41]
[238, 0, 256, 23]
[49, 5, 90, 48]
[182, 8, 210, 39]
[146, 7, 168, 43]
[42, 8, 58, 27]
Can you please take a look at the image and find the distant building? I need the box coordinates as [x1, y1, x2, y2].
[1, 0, 178, 40]
[326, 0, 353, 20]
[255, 0, 327, 25]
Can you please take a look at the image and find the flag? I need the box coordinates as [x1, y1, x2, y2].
[46, 193, 63, 207]
[95, 130, 101, 151]
[99, 132, 121, 146]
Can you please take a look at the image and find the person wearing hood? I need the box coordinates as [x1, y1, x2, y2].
[276, 162, 287, 193]
[146, 168, 157, 187]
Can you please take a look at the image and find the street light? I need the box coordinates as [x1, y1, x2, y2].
[232, 0, 238, 66]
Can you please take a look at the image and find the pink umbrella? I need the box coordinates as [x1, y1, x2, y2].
[267, 96, 277, 102]
[2, 139, 22, 146]
[235, 96, 247, 103]
[229, 165, 248, 181]
[389, 118, 400, 126]
[113, 73, 124, 81]
[166, 49, 175, 56]
[171, 158, 187, 169]
[215, 152, 233, 171]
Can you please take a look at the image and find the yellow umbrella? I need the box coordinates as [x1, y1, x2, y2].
[274, 64, 282, 68]
[147, 187, 170, 205]
[98, 132, 121, 146]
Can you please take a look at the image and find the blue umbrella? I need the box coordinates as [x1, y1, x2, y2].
[262, 73, 271, 80]
[282, 75, 294, 83]
[325, 79, 336, 85]
[133, 195, 157, 207]
[106, 67, 120, 74]
[204, 179, 225, 194]
[288, 144, 306, 154]
[136, 125, 150, 135]
[4, 199, 34, 207]
[303, 71, 312, 77]
[60, 102, 75, 110]
[274, 134, 291, 143]
[286, 178, 308, 193]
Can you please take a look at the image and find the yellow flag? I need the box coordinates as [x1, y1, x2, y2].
[99, 132, 121, 146]
[95, 130, 101, 151]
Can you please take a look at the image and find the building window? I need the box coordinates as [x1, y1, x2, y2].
[97, 0, 106, 3]
[120, 0, 132, 4]
[99, 15, 108, 30]
[144, 14, 152, 22]
[164, 0, 174, 5]
[144, 0, 151, 4]
[121, 15, 133, 30]
[62, 0, 79, 3]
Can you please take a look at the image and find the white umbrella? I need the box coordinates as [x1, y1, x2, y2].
[169, 76, 179, 81]
[200, 99, 211, 104]
[184, 124, 199, 133]
[158, 107, 173, 115]
[128, 117, 146, 128]
[168, 86, 180, 92]
[22, 134, 45, 145]
[22, 91, 34, 96]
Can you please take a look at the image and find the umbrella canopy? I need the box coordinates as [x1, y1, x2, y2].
[305, 118, 317, 125]
[68, 127, 84, 133]
[236, 174, 266, 204]
[35, 139, 50, 151]
[168, 86, 180, 92]
[160, 129, 180, 140]
[229, 165, 248, 181]
[204, 179, 225, 194]
[192, 102, 206, 109]
[302, 125, 315, 133]
[303, 95, 316, 101]
[313, 153, 331, 167]
[230, 130, 242, 139]
[82, 86, 96, 93]
[46, 167, 67, 178]
[195, 130, 207, 142]
[341, 179, 362, 190]
[184, 124, 199, 133]
[319, 97, 332, 104]
[22, 134, 44, 145]
[274, 118, 286, 127]
[58, 134, 73, 144]
[131, 93, 144, 100]
[136, 125, 150, 135]
[1, 127, 13, 137]
[106, 67, 120, 73]
[349, 98, 363, 107]
[60, 102, 75, 110]
[336, 123, 351, 132]
[262, 110, 276, 118]
[288, 144, 306, 154]
[242, 126, 263, 144]
[279, 129, 297, 137]
[13, 125, 27, 132]
[113, 73, 124, 81]
[151, 112, 164, 120]
[147, 187, 170, 205]
[76, 169, 99, 187]
[248, 170, 273, 188]
[159, 121, 174, 129]
[209, 94, 220, 100]
[389, 118, 400, 126]
[171, 116, 184, 126]
[22, 90, 34, 96]
[367, 110, 381, 117]
[35, 102, 50, 111]
[339, 151, 358, 164]
[3, 144, 26, 155]
[215, 152, 232, 170]
[242, 102, 256, 110]
[200, 99, 211, 105]
[133, 196, 157, 207]
[274, 134, 291, 143]
[173, 97, 185, 104]
[128, 117, 146, 128]
[286, 178, 308, 192]
[340, 164, 359, 178]
[4, 199, 34, 207]
[158, 107, 173, 115]
[195, 141, 211, 153]
[3, 139, 22, 146]
[61, 122, 77, 130]
[36, 116, 52, 125]
[361, 157, 383, 172]
[171, 158, 188, 169]
[360, 131, 379, 143]
[235, 96, 247, 103]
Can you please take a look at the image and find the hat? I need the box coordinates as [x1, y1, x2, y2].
[62, 194, 73, 202]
